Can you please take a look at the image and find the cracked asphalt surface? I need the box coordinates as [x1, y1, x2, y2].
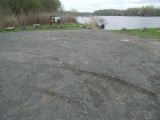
[0, 30, 160, 120]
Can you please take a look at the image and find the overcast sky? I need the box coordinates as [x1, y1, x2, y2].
[60, 0, 160, 12]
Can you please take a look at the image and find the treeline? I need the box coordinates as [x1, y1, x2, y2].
[0, 0, 78, 28]
[94, 6, 160, 16]
[0, 0, 61, 15]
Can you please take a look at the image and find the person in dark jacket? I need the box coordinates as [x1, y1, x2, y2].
[100, 24, 105, 29]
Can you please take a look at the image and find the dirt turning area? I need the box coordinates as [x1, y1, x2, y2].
[0, 30, 160, 120]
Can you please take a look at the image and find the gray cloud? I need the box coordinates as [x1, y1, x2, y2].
[60, 0, 160, 12]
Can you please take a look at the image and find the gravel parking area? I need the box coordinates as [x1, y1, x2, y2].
[0, 30, 160, 120]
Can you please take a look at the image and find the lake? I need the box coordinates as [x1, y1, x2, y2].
[76, 16, 160, 30]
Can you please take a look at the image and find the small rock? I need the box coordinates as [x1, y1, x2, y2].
[121, 39, 130, 42]
[68, 61, 73, 64]
[33, 24, 40, 28]
[5, 27, 15, 30]
[86, 26, 92, 29]
[56, 61, 62, 64]
[65, 99, 69, 102]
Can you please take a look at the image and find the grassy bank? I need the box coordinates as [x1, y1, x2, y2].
[0, 9, 83, 32]
[0, 23, 85, 33]
[114, 28, 160, 40]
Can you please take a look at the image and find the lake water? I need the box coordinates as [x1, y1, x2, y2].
[76, 16, 160, 30]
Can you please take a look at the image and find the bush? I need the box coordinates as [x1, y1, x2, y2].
[61, 15, 77, 23]
[140, 27, 148, 32]
[0, 9, 19, 27]
[121, 28, 128, 31]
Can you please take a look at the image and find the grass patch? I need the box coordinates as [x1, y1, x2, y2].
[113, 28, 160, 40]
[0, 23, 85, 33]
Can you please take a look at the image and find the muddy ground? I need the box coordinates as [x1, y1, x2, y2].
[0, 30, 160, 120]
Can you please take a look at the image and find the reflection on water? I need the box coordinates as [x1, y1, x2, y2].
[76, 16, 160, 30]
